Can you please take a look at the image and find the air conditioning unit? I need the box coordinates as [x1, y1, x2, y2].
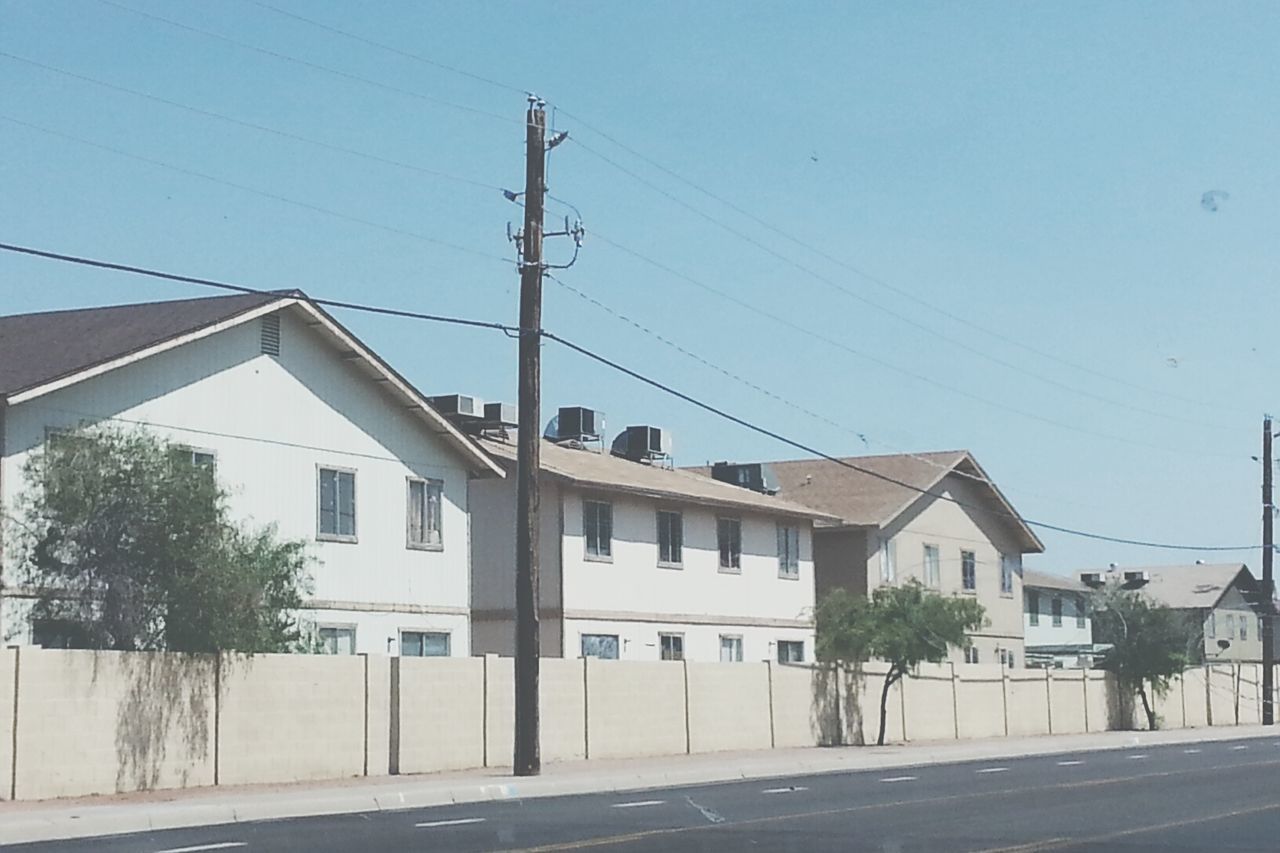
[548, 406, 605, 443]
[1080, 571, 1104, 587]
[483, 402, 517, 427]
[428, 394, 484, 420]
[1123, 570, 1150, 587]
[610, 425, 672, 462]
[710, 461, 779, 495]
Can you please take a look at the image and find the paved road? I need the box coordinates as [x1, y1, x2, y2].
[12, 735, 1280, 852]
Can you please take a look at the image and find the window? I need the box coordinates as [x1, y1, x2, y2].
[1075, 597, 1087, 629]
[961, 550, 976, 591]
[407, 478, 444, 549]
[923, 544, 940, 587]
[1226, 613, 1236, 641]
[1207, 612, 1216, 639]
[318, 626, 355, 655]
[998, 648, 1015, 669]
[659, 633, 684, 661]
[777, 525, 800, 579]
[583, 500, 613, 560]
[31, 619, 88, 649]
[1051, 596, 1063, 627]
[719, 635, 743, 662]
[400, 631, 450, 657]
[581, 633, 619, 659]
[879, 536, 896, 583]
[777, 640, 805, 664]
[172, 446, 216, 472]
[1000, 555, 1014, 595]
[717, 518, 742, 571]
[657, 510, 683, 567]
[1240, 614, 1248, 641]
[317, 467, 356, 540]
[964, 645, 979, 664]
[1027, 591, 1040, 626]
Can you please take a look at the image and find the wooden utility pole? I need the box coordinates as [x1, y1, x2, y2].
[514, 96, 546, 775]
[1263, 415, 1274, 726]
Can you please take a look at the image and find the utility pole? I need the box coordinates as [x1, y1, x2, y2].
[514, 96, 546, 776]
[1264, 415, 1275, 726]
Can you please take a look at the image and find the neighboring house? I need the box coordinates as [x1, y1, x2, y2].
[469, 427, 837, 664]
[1022, 569, 1101, 669]
[1079, 563, 1264, 664]
[0, 292, 502, 656]
[696, 451, 1045, 668]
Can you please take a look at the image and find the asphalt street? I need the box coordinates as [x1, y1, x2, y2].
[10, 735, 1280, 852]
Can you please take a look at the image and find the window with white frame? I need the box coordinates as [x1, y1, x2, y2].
[719, 634, 743, 662]
[1207, 612, 1216, 639]
[879, 536, 896, 583]
[400, 630, 450, 657]
[407, 478, 443, 549]
[1241, 614, 1248, 641]
[657, 510, 683, 567]
[998, 648, 1015, 668]
[777, 640, 804, 664]
[1028, 590, 1040, 626]
[777, 524, 800, 579]
[1226, 613, 1236, 640]
[717, 518, 742, 571]
[923, 543, 940, 587]
[581, 633, 619, 659]
[1000, 555, 1014, 595]
[961, 550, 976, 591]
[659, 633, 684, 661]
[318, 625, 356, 655]
[1051, 596, 1063, 627]
[173, 446, 216, 473]
[1075, 597, 1087, 629]
[964, 645, 979, 664]
[318, 467, 356, 540]
[583, 500, 613, 559]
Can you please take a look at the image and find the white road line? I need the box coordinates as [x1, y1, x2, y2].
[762, 786, 809, 794]
[1127, 754, 1149, 760]
[154, 844, 247, 853]
[1184, 748, 1202, 754]
[611, 800, 665, 809]
[1057, 760, 1084, 766]
[1232, 745, 1250, 750]
[879, 776, 917, 783]
[975, 767, 1008, 774]
[415, 818, 486, 828]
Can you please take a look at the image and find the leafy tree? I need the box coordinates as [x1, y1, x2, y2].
[1090, 584, 1200, 730]
[816, 582, 986, 745]
[9, 426, 311, 653]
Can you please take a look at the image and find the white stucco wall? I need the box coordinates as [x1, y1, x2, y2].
[1, 307, 476, 654]
[1023, 587, 1092, 649]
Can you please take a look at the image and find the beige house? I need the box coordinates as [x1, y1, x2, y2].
[1080, 563, 1265, 664]
[698, 451, 1045, 667]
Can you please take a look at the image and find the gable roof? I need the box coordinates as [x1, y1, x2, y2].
[0, 291, 503, 477]
[1086, 563, 1256, 611]
[480, 436, 839, 522]
[689, 451, 1043, 553]
[1023, 568, 1088, 593]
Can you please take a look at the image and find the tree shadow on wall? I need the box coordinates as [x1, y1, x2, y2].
[810, 662, 865, 746]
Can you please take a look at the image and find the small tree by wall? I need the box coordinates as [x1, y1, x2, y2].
[816, 582, 985, 746]
[9, 425, 312, 653]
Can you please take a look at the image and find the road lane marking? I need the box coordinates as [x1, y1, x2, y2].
[1184, 748, 1201, 754]
[879, 776, 917, 783]
[975, 767, 1008, 774]
[416, 818, 486, 828]
[154, 845, 247, 853]
[1127, 754, 1148, 760]
[1056, 760, 1084, 766]
[611, 800, 665, 809]
[762, 786, 809, 794]
[1231, 745, 1250, 750]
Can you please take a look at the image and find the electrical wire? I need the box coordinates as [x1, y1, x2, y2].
[0, 239, 1260, 553]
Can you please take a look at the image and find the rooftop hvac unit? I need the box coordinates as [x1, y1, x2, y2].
[610, 425, 672, 462]
[546, 406, 605, 443]
[1080, 571, 1104, 587]
[1122, 570, 1150, 587]
[428, 394, 484, 420]
[483, 402, 517, 427]
[711, 461, 780, 495]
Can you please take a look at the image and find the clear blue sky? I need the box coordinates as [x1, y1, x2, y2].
[2, 1, 1278, 572]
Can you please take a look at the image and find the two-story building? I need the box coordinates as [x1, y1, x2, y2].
[701, 451, 1045, 667]
[1022, 569, 1098, 668]
[0, 291, 503, 656]
[469, 423, 837, 664]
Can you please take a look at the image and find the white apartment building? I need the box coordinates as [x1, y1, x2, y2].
[470, 429, 836, 664]
[0, 291, 502, 656]
[1022, 569, 1096, 668]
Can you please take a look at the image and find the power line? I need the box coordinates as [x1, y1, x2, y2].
[0, 114, 510, 265]
[0, 51, 504, 194]
[1, 238, 1259, 553]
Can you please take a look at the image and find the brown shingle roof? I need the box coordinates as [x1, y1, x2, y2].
[480, 437, 839, 522]
[0, 291, 287, 398]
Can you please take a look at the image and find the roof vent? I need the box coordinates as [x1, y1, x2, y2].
[1122, 570, 1150, 588]
[711, 461, 779, 495]
[1080, 572, 1104, 588]
[429, 394, 484, 421]
[610, 425, 672, 465]
[260, 314, 281, 357]
[429, 397, 517, 436]
[545, 406, 605, 447]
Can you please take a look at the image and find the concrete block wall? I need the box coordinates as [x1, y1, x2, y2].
[1005, 671, 1051, 737]
[395, 657, 485, 774]
[768, 662, 834, 748]
[685, 662, 772, 753]
[584, 659, 687, 759]
[1048, 671, 1087, 734]
[0, 648, 14, 801]
[955, 666, 1006, 739]
[1084, 671, 1109, 731]
[1183, 668, 1210, 727]
[900, 663, 956, 742]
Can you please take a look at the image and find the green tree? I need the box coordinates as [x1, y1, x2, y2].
[10, 426, 311, 653]
[816, 582, 986, 746]
[1091, 584, 1199, 730]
